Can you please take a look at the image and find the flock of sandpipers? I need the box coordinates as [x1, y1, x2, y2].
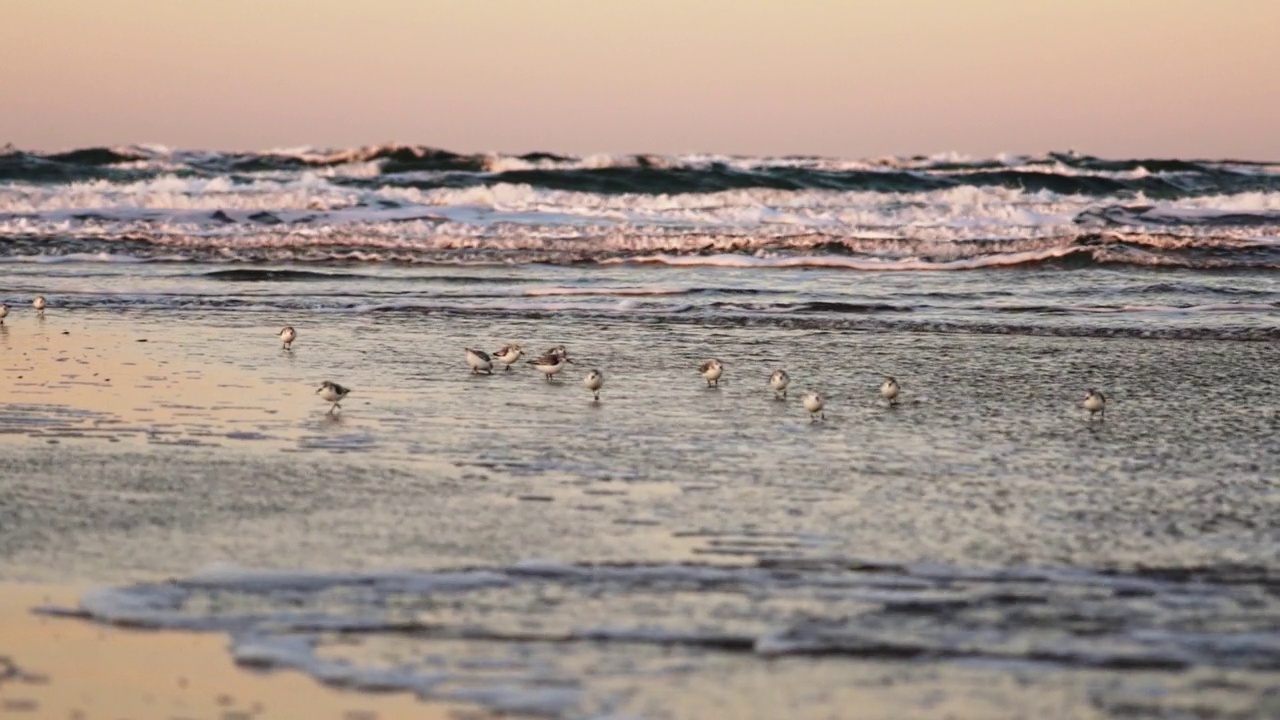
[284, 326, 1108, 423]
[0, 298, 1108, 423]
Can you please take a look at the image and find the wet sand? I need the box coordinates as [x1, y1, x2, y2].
[0, 317, 482, 717]
[2, 308, 1279, 718]
[0, 584, 482, 720]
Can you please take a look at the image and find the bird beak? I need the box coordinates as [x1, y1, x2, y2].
[566, 358, 576, 364]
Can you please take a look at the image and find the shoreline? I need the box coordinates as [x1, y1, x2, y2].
[0, 583, 484, 720]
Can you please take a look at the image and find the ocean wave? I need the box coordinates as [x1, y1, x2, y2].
[4, 145, 1279, 271]
[1077, 204, 1280, 228]
[5, 177, 1280, 251]
[4, 145, 1279, 197]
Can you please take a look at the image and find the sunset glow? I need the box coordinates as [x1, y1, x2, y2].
[2, 0, 1278, 158]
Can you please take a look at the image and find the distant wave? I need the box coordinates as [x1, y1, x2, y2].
[3, 144, 1279, 197]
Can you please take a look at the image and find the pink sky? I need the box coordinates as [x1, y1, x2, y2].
[3, 0, 1277, 159]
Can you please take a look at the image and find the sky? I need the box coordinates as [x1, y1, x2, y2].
[2, 0, 1277, 159]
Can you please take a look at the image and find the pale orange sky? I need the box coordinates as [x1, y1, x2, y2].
[2, 0, 1277, 159]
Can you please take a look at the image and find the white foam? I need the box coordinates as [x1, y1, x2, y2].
[0, 252, 154, 264]
[4, 172, 1280, 250]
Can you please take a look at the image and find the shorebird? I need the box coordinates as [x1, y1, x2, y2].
[493, 344, 524, 371]
[700, 359, 724, 387]
[0, 304, 8, 324]
[32, 295, 46, 314]
[279, 326, 296, 350]
[465, 348, 493, 374]
[803, 391, 825, 422]
[316, 381, 350, 415]
[881, 376, 900, 406]
[1083, 388, 1106, 421]
[529, 351, 572, 381]
[769, 369, 790, 399]
[584, 369, 604, 401]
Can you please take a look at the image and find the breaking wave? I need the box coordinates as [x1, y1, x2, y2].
[5, 145, 1280, 197]
[3, 144, 1279, 271]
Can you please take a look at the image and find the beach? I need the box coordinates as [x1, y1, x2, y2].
[0, 584, 479, 720]
[1, 145, 1279, 717]
[1, 302, 1278, 717]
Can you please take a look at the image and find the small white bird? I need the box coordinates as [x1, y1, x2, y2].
[881, 376, 900, 406]
[465, 348, 493, 374]
[0, 304, 8, 324]
[584, 369, 604, 401]
[769, 369, 790, 399]
[316, 381, 350, 415]
[802, 391, 825, 421]
[1083, 388, 1106, 421]
[493, 344, 524, 371]
[529, 351, 573, 381]
[700, 359, 724, 387]
[32, 295, 46, 313]
[279, 326, 296, 350]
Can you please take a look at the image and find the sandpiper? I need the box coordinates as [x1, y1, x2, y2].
[465, 348, 493, 374]
[803, 391, 825, 422]
[0, 304, 8, 324]
[32, 295, 46, 313]
[584, 369, 604, 402]
[700, 359, 724, 387]
[1083, 388, 1106, 421]
[769, 369, 790, 399]
[529, 351, 573, 381]
[881, 376, 900, 406]
[316, 380, 350, 415]
[493, 344, 524, 371]
[279, 326, 296, 350]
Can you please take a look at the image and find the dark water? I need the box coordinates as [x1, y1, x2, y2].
[1, 145, 1279, 718]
